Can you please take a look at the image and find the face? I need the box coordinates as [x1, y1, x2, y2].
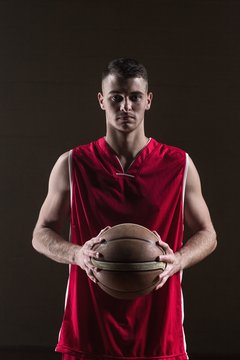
[98, 74, 153, 134]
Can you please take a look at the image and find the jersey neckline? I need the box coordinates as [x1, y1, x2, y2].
[96, 136, 157, 177]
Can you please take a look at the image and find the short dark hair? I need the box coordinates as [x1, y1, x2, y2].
[102, 58, 148, 83]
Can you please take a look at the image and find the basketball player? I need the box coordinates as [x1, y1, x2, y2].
[32, 58, 217, 360]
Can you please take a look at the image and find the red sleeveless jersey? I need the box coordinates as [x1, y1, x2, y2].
[56, 137, 189, 360]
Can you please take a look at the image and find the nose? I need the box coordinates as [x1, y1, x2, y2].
[120, 97, 132, 112]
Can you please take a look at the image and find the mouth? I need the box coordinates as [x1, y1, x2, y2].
[117, 114, 135, 121]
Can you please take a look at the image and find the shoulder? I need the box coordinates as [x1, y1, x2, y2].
[70, 139, 104, 166]
[56, 151, 70, 163]
[152, 139, 186, 164]
[53, 151, 70, 173]
[49, 151, 70, 192]
[185, 156, 202, 193]
[71, 138, 101, 156]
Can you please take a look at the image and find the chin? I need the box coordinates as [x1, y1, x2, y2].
[117, 124, 135, 132]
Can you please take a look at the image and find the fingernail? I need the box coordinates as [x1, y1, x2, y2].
[96, 252, 103, 258]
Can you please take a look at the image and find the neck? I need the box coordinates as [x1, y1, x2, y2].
[105, 129, 149, 170]
[105, 130, 148, 157]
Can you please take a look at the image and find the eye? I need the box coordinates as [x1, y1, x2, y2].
[130, 94, 143, 102]
[111, 95, 124, 103]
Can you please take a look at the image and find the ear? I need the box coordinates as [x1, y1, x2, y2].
[98, 92, 105, 110]
[146, 92, 153, 110]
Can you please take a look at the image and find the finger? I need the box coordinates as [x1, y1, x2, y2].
[156, 240, 172, 254]
[82, 254, 93, 268]
[86, 258, 98, 271]
[152, 230, 161, 239]
[89, 275, 97, 283]
[84, 249, 101, 258]
[87, 236, 103, 251]
[86, 269, 98, 283]
[156, 256, 167, 271]
[90, 236, 103, 246]
[156, 238, 167, 247]
[158, 254, 174, 264]
[98, 226, 111, 236]
[83, 257, 88, 268]
[155, 275, 168, 290]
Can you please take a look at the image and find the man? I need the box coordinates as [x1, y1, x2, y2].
[32, 58, 217, 360]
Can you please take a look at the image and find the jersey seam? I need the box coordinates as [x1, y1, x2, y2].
[56, 345, 188, 359]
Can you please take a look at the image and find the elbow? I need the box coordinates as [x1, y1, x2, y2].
[32, 234, 38, 252]
[32, 227, 42, 253]
[210, 228, 217, 253]
[32, 236, 38, 251]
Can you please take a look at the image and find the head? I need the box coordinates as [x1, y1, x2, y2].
[98, 58, 153, 135]
[101, 58, 149, 88]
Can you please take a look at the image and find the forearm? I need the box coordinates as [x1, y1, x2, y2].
[177, 228, 217, 271]
[32, 226, 81, 265]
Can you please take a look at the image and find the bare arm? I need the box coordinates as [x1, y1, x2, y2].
[156, 156, 217, 289]
[32, 152, 106, 282]
[32, 152, 77, 263]
[177, 157, 217, 268]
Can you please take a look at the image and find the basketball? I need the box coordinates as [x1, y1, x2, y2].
[91, 223, 166, 300]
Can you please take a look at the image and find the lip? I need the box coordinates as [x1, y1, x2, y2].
[117, 115, 135, 120]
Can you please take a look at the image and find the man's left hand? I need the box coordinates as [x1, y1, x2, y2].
[153, 231, 182, 290]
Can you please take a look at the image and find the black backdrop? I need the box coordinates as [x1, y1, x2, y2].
[0, 0, 239, 357]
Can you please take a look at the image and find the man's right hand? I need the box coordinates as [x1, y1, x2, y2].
[75, 226, 111, 283]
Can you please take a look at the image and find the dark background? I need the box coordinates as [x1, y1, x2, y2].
[0, 0, 239, 358]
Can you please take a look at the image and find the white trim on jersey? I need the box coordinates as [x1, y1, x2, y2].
[114, 138, 152, 176]
[180, 152, 189, 358]
[68, 149, 73, 208]
[57, 150, 73, 344]
[116, 172, 135, 178]
[182, 153, 189, 218]
[181, 288, 189, 358]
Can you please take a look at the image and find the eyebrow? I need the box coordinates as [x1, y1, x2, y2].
[108, 90, 145, 95]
